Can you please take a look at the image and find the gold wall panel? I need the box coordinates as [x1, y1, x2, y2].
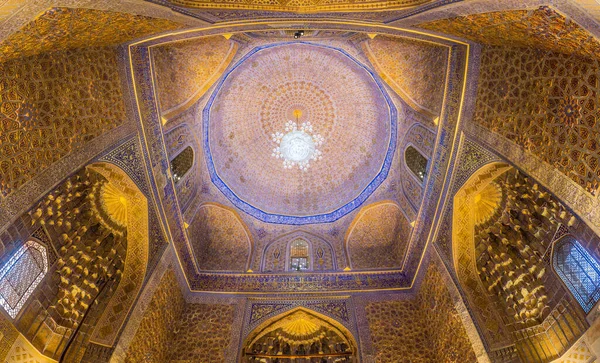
[421, 7, 600, 195]
[124, 269, 186, 363]
[0, 7, 184, 61]
[365, 264, 477, 362]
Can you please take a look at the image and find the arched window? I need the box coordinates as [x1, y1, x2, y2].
[405, 146, 428, 182]
[0, 240, 48, 318]
[170, 146, 194, 183]
[290, 239, 309, 271]
[553, 236, 600, 313]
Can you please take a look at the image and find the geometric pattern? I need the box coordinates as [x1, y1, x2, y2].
[89, 163, 149, 347]
[0, 7, 184, 61]
[98, 136, 150, 197]
[250, 303, 293, 324]
[363, 35, 448, 116]
[166, 0, 431, 12]
[0, 47, 126, 198]
[422, 7, 600, 195]
[204, 42, 398, 224]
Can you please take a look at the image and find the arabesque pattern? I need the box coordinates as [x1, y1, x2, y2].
[0, 47, 125, 198]
[0, 7, 184, 61]
[152, 36, 236, 116]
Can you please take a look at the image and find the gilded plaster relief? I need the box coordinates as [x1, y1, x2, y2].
[14, 167, 128, 359]
[87, 163, 149, 348]
[365, 264, 477, 362]
[4, 335, 55, 363]
[242, 308, 357, 361]
[346, 202, 411, 270]
[453, 164, 590, 362]
[207, 42, 393, 219]
[474, 45, 600, 196]
[152, 36, 237, 118]
[421, 7, 600, 196]
[166, 303, 235, 362]
[168, 0, 432, 12]
[186, 203, 251, 272]
[0, 7, 184, 61]
[124, 269, 185, 363]
[0, 47, 125, 198]
[419, 7, 600, 59]
[0, 312, 19, 361]
[363, 35, 448, 117]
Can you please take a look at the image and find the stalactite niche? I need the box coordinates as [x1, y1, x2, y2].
[17, 167, 126, 359]
[474, 169, 578, 329]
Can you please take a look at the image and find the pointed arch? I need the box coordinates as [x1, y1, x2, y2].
[261, 230, 336, 272]
[241, 307, 358, 361]
[86, 162, 149, 347]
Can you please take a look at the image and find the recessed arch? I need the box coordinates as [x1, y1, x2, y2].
[241, 307, 358, 362]
[87, 161, 150, 347]
[261, 230, 336, 272]
[345, 200, 411, 270]
[405, 145, 429, 183]
[186, 202, 253, 272]
[452, 162, 590, 361]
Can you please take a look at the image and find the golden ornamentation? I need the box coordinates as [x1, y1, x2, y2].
[0, 7, 184, 61]
[152, 36, 237, 119]
[345, 201, 411, 270]
[473, 181, 503, 226]
[243, 308, 356, 360]
[365, 264, 477, 362]
[124, 269, 186, 363]
[0, 47, 125, 198]
[419, 7, 600, 59]
[362, 35, 448, 117]
[100, 182, 128, 228]
[169, 0, 433, 13]
[88, 163, 149, 347]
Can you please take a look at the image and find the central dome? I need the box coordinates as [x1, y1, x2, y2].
[204, 43, 396, 224]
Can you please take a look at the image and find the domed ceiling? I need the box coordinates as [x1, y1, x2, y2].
[205, 43, 396, 224]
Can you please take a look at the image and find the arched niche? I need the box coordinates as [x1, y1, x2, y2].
[186, 202, 253, 272]
[345, 201, 412, 270]
[11, 162, 149, 360]
[86, 162, 149, 348]
[241, 307, 358, 362]
[261, 231, 335, 272]
[452, 162, 589, 362]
